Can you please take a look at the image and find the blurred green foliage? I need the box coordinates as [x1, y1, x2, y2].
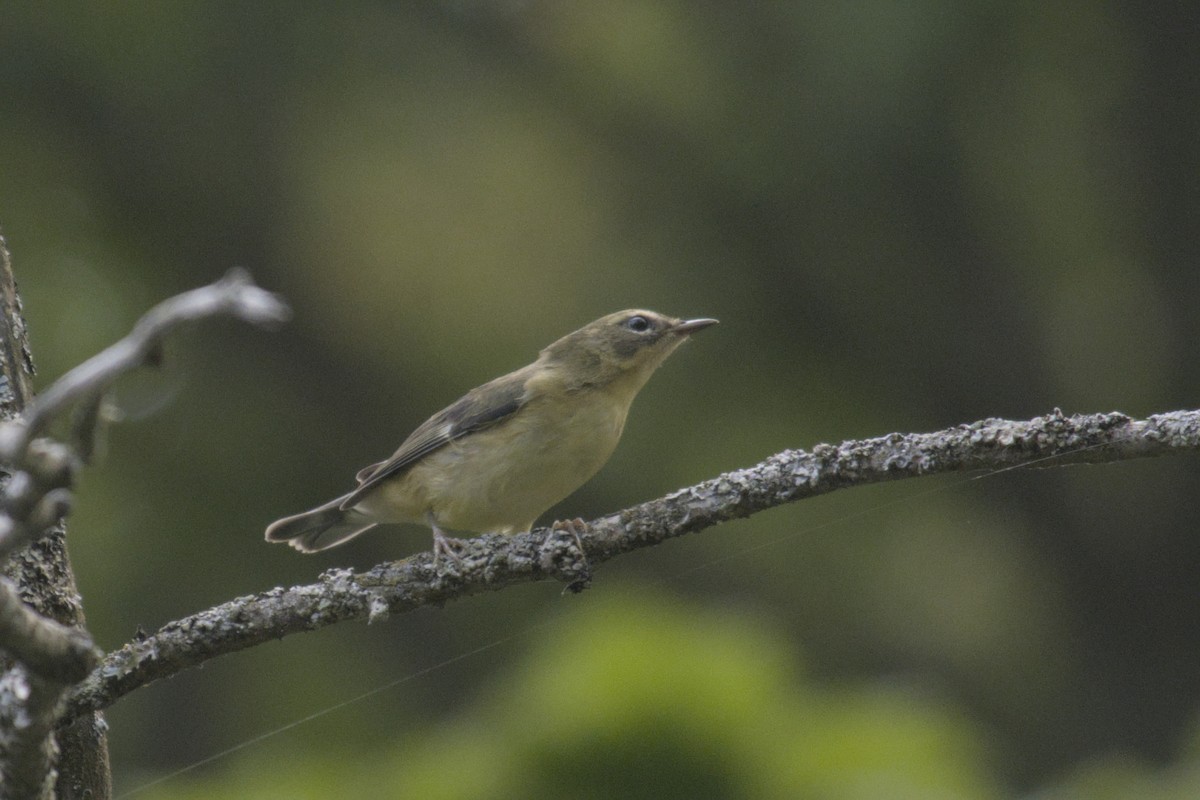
[2, 2, 1199, 797]
[146, 590, 1004, 800]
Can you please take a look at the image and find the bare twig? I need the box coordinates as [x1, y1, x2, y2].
[63, 408, 1200, 719]
[0, 269, 291, 562]
[0, 267, 291, 465]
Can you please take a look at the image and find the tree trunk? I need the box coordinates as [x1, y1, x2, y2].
[0, 236, 111, 798]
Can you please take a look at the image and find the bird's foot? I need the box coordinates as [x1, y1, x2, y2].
[540, 518, 592, 593]
[432, 528, 466, 575]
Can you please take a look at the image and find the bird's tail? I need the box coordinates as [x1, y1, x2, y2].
[264, 495, 378, 553]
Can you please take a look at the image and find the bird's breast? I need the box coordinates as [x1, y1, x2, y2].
[397, 390, 630, 534]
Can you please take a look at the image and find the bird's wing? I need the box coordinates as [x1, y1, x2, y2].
[339, 367, 531, 510]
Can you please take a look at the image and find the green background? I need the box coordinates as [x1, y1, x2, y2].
[3, 3, 1200, 797]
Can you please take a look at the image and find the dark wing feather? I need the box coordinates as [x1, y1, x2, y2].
[339, 368, 530, 510]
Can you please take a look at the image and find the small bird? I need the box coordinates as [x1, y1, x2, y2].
[265, 310, 717, 563]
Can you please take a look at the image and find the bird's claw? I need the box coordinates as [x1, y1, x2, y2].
[432, 529, 466, 576]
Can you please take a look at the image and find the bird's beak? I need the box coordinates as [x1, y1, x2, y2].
[670, 317, 719, 335]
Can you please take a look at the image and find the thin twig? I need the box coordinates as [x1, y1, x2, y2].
[0, 269, 291, 561]
[62, 408, 1200, 719]
[0, 267, 290, 464]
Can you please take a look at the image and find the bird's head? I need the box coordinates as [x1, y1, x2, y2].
[540, 310, 718, 392]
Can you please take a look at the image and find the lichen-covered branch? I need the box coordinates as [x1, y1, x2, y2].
[64, 407, 1200, 719]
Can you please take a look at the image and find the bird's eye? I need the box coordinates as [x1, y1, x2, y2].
[625, 315, 652, 333]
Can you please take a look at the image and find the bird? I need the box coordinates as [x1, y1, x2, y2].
[265, 309, 717, 564]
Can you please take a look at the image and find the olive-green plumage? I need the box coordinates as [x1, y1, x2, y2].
[265, 310, 717, 559]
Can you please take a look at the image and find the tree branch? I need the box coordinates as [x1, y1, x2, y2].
[0, 579, 99, 685]
[0, 268, 292, 669]
[0, 267, 291, 467]
[64, 407, 1200, 719]
[0, 261, 290, 799]
[0, 268, 291, 561]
